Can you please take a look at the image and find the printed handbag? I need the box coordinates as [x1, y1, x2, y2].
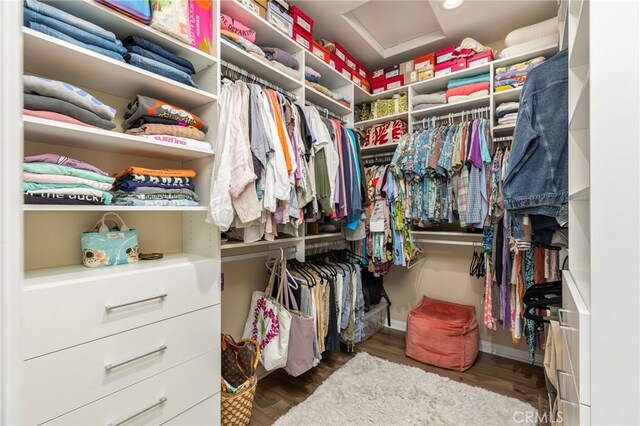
[366, 119, 408, 146]
[81, 212, 139, 268]
[221, 334, 260, 388]
[241, 257, 292, 371]
[282, 271, 315, 377]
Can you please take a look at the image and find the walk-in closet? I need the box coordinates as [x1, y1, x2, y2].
[1, 0, 638, 425]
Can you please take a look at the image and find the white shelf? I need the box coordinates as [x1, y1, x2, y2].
[220, 39, 302, 91]
[569, 186, 590, 201]
[305, 51, 353, 90]
[492, 44, 560, 69]
[24, 29, 216, 110]
[23, 116, 214, 160]
[569, 82, 590, 131]
[410, 231, 482, 238]
[355, 112, 409, 130]
[221, 237, 303, 251]
[493, 87, 523, 104]
[410, 63, 491, 94]
[304, 233, 343, 241]
[354, 84, 373, 104]
[39, 0, 217, 73]
[492, 123, 516, 134]
[220, 0, 301, 54]
[304, 86, 352, 116]
[411, 95, 491, 120]
[569, 0, 589, 68]
[360, 142, 400, 155]
[356, 86, 408, 105]
[23, 205, 208, 212]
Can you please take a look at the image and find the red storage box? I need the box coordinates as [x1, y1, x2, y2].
[311, 41, 330, 63]
[356, 61, 370, 80]
[406, 296, 479, 372]
[436, 45, 456, 64]
[385, 75, 404, 90]
[333, 42, 350, 64]
[289, 5, 313, 35]
[371, 80, 386, 95]
[414, 52, 436, 71]
[292, 26, 312, 50]
[371, 68, 385, 84]
[435, 58, 467, 77]
[467, 50, 494, 68]
[345, 54, 357, 71]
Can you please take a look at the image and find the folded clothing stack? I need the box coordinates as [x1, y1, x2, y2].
[112, 166, 199, 206]
[304, 81, 352, 107]
[123, 35, 197, 87]
[445, 73, 490, 103]
[24, 75, 117, 130]
[494, 56, 546, 92]
[412, 92, 446, 111]
[23, 0, 126, 62]
[305, 66, 321, 83]
[496, 102, 519, 126]
[96, 0, 152, 25]
[23, 154, 114, 205]
[123, 95, 209, 146]
[499, 17, 558, 59]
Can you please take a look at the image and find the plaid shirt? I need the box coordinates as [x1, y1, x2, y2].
[457, 166, 470, 227]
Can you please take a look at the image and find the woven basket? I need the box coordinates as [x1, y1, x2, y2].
[221, 375, 258, 426]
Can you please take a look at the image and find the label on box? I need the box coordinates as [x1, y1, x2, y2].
[435, 67, 452, 77]
[294, 16, 311, 33]
[385, 69, 399, 79]
[372, 69, 384, 79]
[358, 68, 367, 78]
[341, 68, 351, 79]
[346, 57, 357, 70]
[294, 32, 310, 49]
[400, 60, 414, 73]
[372, 86, 385, 95]
[352, 74, 360, 84]
[329, 58, 336, 68]
[437, 51, 453, 64]
[418, 68, 434, 81]
[468, 56, 491, 67]
[312, 45, 326, 60]
[387, 80, 402, 90]
[403, 70, 418, 84]
[336, 49, 346, 62]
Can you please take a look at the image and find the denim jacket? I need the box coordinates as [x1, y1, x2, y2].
[503, 49, 568, 237]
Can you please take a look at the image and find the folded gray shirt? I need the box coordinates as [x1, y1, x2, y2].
[23, 75, 116, 121]
[260, 46, 299, 70]
[412, 92, 447, 106]
[24, 93, 117, 130]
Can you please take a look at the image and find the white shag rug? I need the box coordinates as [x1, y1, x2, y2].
[274, 352, 538, 426]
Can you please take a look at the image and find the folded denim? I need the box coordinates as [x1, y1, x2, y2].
[123, 35, 195, 74]
[24, 75, 117, 121]
[25, 0, 118, 43]
[124, 53, 196, 87]
[24, 8, 126, 55]
[27, 22, 125, 62]
[24, 93, 117, 130]
[125, 45, 194, 75]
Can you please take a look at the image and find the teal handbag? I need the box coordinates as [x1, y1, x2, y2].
[81, 213, 139, 268]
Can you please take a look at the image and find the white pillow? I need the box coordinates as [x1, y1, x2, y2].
[499, 34, 559, 59]
[504, 17, 558, 48]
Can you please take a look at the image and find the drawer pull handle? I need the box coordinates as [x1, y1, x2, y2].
[558, 308, 573, 330]
[105, 345, 167, 371]
[105, 293, 167, 311]
[106, 396, 167, 426]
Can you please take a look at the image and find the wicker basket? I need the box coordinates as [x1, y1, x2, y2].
[221, 375, 258, 426]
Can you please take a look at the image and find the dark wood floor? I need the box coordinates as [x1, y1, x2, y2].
[250, 328, 549, 425]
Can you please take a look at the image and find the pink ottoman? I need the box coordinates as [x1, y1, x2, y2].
[405, 296, 479, 372]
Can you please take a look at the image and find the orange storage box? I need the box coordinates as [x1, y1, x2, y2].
[405, 296, 479, 372]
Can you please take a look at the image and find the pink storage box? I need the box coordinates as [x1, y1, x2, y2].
[435, 58, 467, 77]
[292, 25, 312, 50]
[436, 45, 456, 64]
[189, 0, 213, 54]
[289, 5, 313, 35]
[406, 296, 479, 372]
[467, 50, 494, 68]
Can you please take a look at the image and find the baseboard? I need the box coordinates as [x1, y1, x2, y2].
[385, 320, 543, 366]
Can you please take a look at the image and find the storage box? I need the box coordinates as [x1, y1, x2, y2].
[372, 80, 386, 95]
[289, 5, 313, 35]
[414, 52, 435, 71]
[266, 1, 293, 37]
[384, 64, 400, 80]
[436, 45, 456, 64]
[362, 79, 371, 93]
[333, 42, 350, 64]
[400, 60, 414, 74]
[345, 54, 357, 71]
[269, 0, 289, 11]
[292, 25, 312, 50]
[371, 68, 385, 84]
[417, 67, 434, 81]
[361, 299, 389, 342]
[385, 75, 404, 90]
[189, 0, 213, 54]
[311, 41, 330, 63]
[356, 63, 370, 80]
[403, 70, 418, 85]
[467, 50, 494, 68]
[435, 58, 467, 77]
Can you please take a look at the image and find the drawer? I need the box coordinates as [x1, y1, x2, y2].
[24, 305, 220, 425]
[560, 271, 591, 405]
[45, 351, 219, 425]
[23, 254, 220, 359]
[162, 394, 220, 425]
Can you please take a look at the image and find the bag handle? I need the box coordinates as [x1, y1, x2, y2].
[265, 257, 280, 297]
[94, 212, 130, 233]
[274, 257, 287, 306]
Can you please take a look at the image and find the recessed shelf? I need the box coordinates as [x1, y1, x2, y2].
[493, 87, 523, 104]
[220, 39, 303, 91]
[304, 86, 352, 116]
[305, 51, 353, 90]
[24, 29, 216, 110]
[23, 116, 214, 160]
[24, 205, 208, 212]
[410, 95, 491, 120]
[492, 123, 516, 134]
[355, 112, 409, 130]
[39, 0, 217, 72]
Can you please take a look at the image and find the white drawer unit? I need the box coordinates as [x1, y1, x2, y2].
[24, 305, 220, 425]
[23, 254, 219, 359]
[45, 351, 219, 425]
[162, 394, 220, 425]
[560, 271, 591, 406]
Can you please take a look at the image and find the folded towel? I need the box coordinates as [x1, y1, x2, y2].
[123, 35, 195, 74]
[496, 102, 520, 113]
[498, 34, 558, 59]
[24, 153, 109, 176]
[124, 95, 207, 132]
[447, 72, 490, 89]
[445, 82, 490, 100]
[505, 17, 558, 47]
[24, 93, 117, 130]
[447, 90, 489, 103]
[150, 0, 190, 43]
[261, 46, 299, 70]
[412, 92, 446, 106]
[307, 81, 332, 97]
[125, 123, 206, 141]
[24, 75, 116, 121]
[305, 66, 321, 79]
[497, 108, 519, 119]
[96, 0, 152, 24]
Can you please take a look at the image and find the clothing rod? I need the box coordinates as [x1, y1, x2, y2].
[414, 107, 490, 127]
[413, 239, 479, 246]
[305, 101, 346, 123]
[305, 239, 346, 250]
[220, 59, 298, 101]
[222, 247, 297, 263]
